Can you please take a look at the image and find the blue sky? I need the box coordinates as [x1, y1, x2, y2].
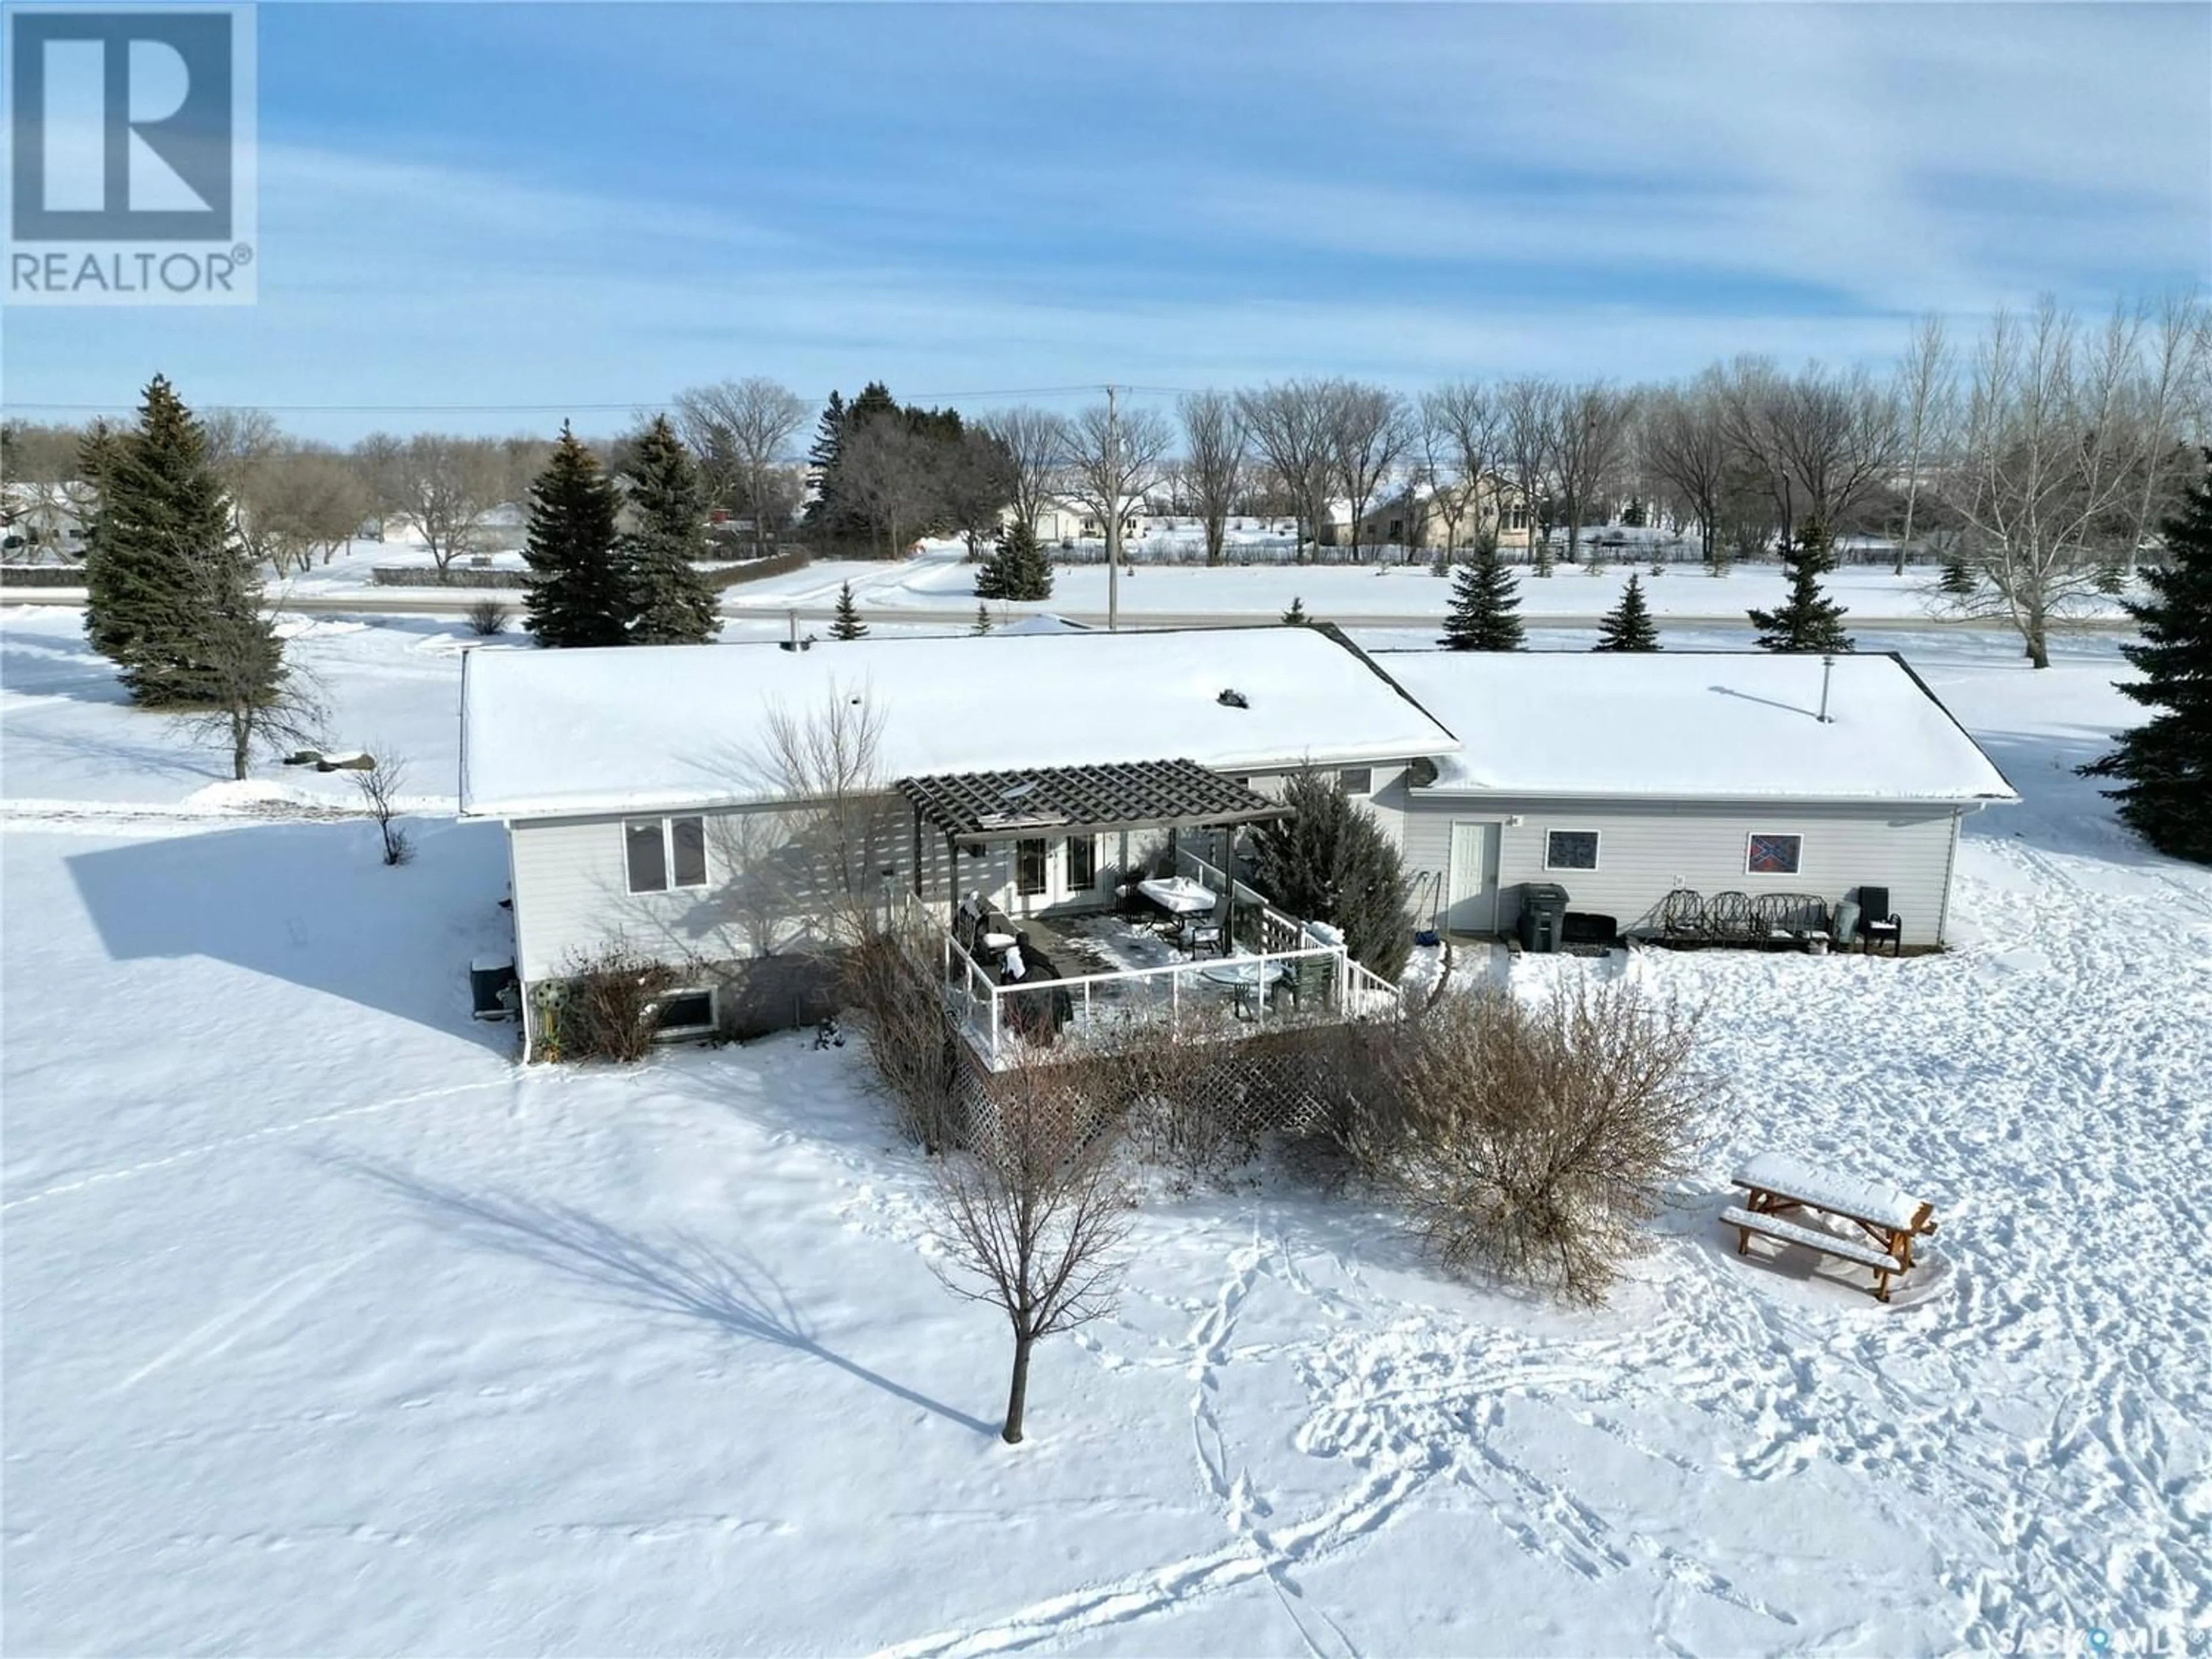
[6, 2, 2209, 441]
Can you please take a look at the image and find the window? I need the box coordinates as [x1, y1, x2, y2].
[651, 988, 715, 1036]
[1066, 835, 1096, 889]
[1747, 833, 1804, 876]
[625, 816, 708, 893]
[1016, 838, 1048, 896]
[1340, 767, 1372, 796]
[1545, 830, 1600, 870]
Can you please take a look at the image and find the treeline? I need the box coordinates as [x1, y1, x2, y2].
[11, 293, 2206, 667]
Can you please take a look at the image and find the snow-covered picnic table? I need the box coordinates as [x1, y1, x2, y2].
[1723, 1151, 1938, 1302]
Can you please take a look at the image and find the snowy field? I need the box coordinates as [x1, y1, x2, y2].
[714, 542, 2139, 630]
[3, 605, 2207, 1655]
[6, 531, 2140, 633]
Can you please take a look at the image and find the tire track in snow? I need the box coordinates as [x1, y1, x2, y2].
[2, 1078, 515, 1212]
[110, 1243, 387, 1394]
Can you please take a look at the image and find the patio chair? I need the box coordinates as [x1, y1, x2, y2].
[1706, 889, 1757, 943]
[1854, 885, 1902, 956]
[1177, 913, 1224, 953]
[1658, 888, 1706, 940]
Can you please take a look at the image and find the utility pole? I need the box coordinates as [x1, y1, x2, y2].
[1105, 384, 1120, 632]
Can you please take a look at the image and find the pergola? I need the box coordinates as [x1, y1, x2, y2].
[896, 757, 1288, 902]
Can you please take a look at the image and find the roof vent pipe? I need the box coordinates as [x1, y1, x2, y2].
[1817, 653, 1836, 724]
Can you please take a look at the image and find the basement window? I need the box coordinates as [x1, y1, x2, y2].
[626, 816, 709, 893]
[652, 988, 715, 1037]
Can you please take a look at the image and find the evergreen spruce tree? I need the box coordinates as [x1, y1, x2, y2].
[1594, 573, 1661, 651]
[1940, 551, 1977, 597]
[1747, 516, 1853, 653]
[524, 423, 628, 648]
[620, 415, 719, 646]
[74, 419, 121, 566]
[830, 581, 869, 640]
[1250, 770, 1412, 981]
[1441, 543, 1525, 650]
[975, 520, 1053, 602]
[1282, 596, 1309, 626]
[83, 376, 268, 706]
[972, 603, 994, 635]
[2082, 452, 2212, 862]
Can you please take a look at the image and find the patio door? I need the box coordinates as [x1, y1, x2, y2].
[1445, 821, 1501, 934]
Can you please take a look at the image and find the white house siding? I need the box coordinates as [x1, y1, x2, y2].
[1399, 796, 1971, 947]
[508, 798, 964, 983]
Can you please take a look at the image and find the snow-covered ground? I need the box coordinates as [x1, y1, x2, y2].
[6, 531, 2141, 632]
[3, 605, 2206, 1654]
[719, 542, 2138, 628]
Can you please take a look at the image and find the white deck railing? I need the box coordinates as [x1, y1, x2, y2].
[916, 860, 1403, 1066]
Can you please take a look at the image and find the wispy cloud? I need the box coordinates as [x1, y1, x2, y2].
[5, 3, 2203, 438]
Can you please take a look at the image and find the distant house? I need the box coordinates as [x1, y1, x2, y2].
[1373, 650, 2017, 946]
[1028, 499, 1142, 547]
[458, 627, 1455, 1049]
[1320, 475, 1535, 554]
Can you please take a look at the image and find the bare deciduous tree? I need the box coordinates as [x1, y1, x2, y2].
[1059, 400, 1175, 629]
[1237, 381, 1338, 562]
[387, 434, 504, 570]
[720, 685, 904, 949]
[929, 1060, 1135, 1444]
[1935, 299, 2178, 666]
[980, 407, 1071, 541]
[1771, 365, 1903, 533]
[351, 744, 412, 865]
[1326, 381, 1416, 563]
[674, 378, 811, 554]
[1550, 382, 1638, 567]
[1638, 374, 1732, 568]
[838, 419, 942, 556]
[1891, 316, 1955, 575]
[2114, 292, 2211, 580]
[1423, 382, 1505, 556]
[1176, 391, 1247, 566]
[1500, 377, 1562, 565]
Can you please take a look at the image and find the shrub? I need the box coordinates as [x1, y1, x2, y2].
[840, 926, 966, 1151]
[466, 598, 510, 636]
[1350, 980, 1710, 1305]
[540, 942, 684, 1063]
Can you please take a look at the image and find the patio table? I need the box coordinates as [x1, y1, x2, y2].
[1196, 956, 1289, 1020]
[1137, 876, 1218, 917]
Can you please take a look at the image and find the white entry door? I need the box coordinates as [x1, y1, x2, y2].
[1445, 821, 1501, 934]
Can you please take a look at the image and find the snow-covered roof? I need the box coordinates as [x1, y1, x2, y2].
[1373, 650, 2017, 805]
[460, 627, 1458, 820]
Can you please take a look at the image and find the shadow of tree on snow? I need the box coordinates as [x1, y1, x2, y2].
[332, 1154, 997, 1438]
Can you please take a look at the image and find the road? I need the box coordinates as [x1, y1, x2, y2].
[0, 585, 2136, 634]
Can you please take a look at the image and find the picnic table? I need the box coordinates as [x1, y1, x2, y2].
[1722, 1151, 1938, 1302]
